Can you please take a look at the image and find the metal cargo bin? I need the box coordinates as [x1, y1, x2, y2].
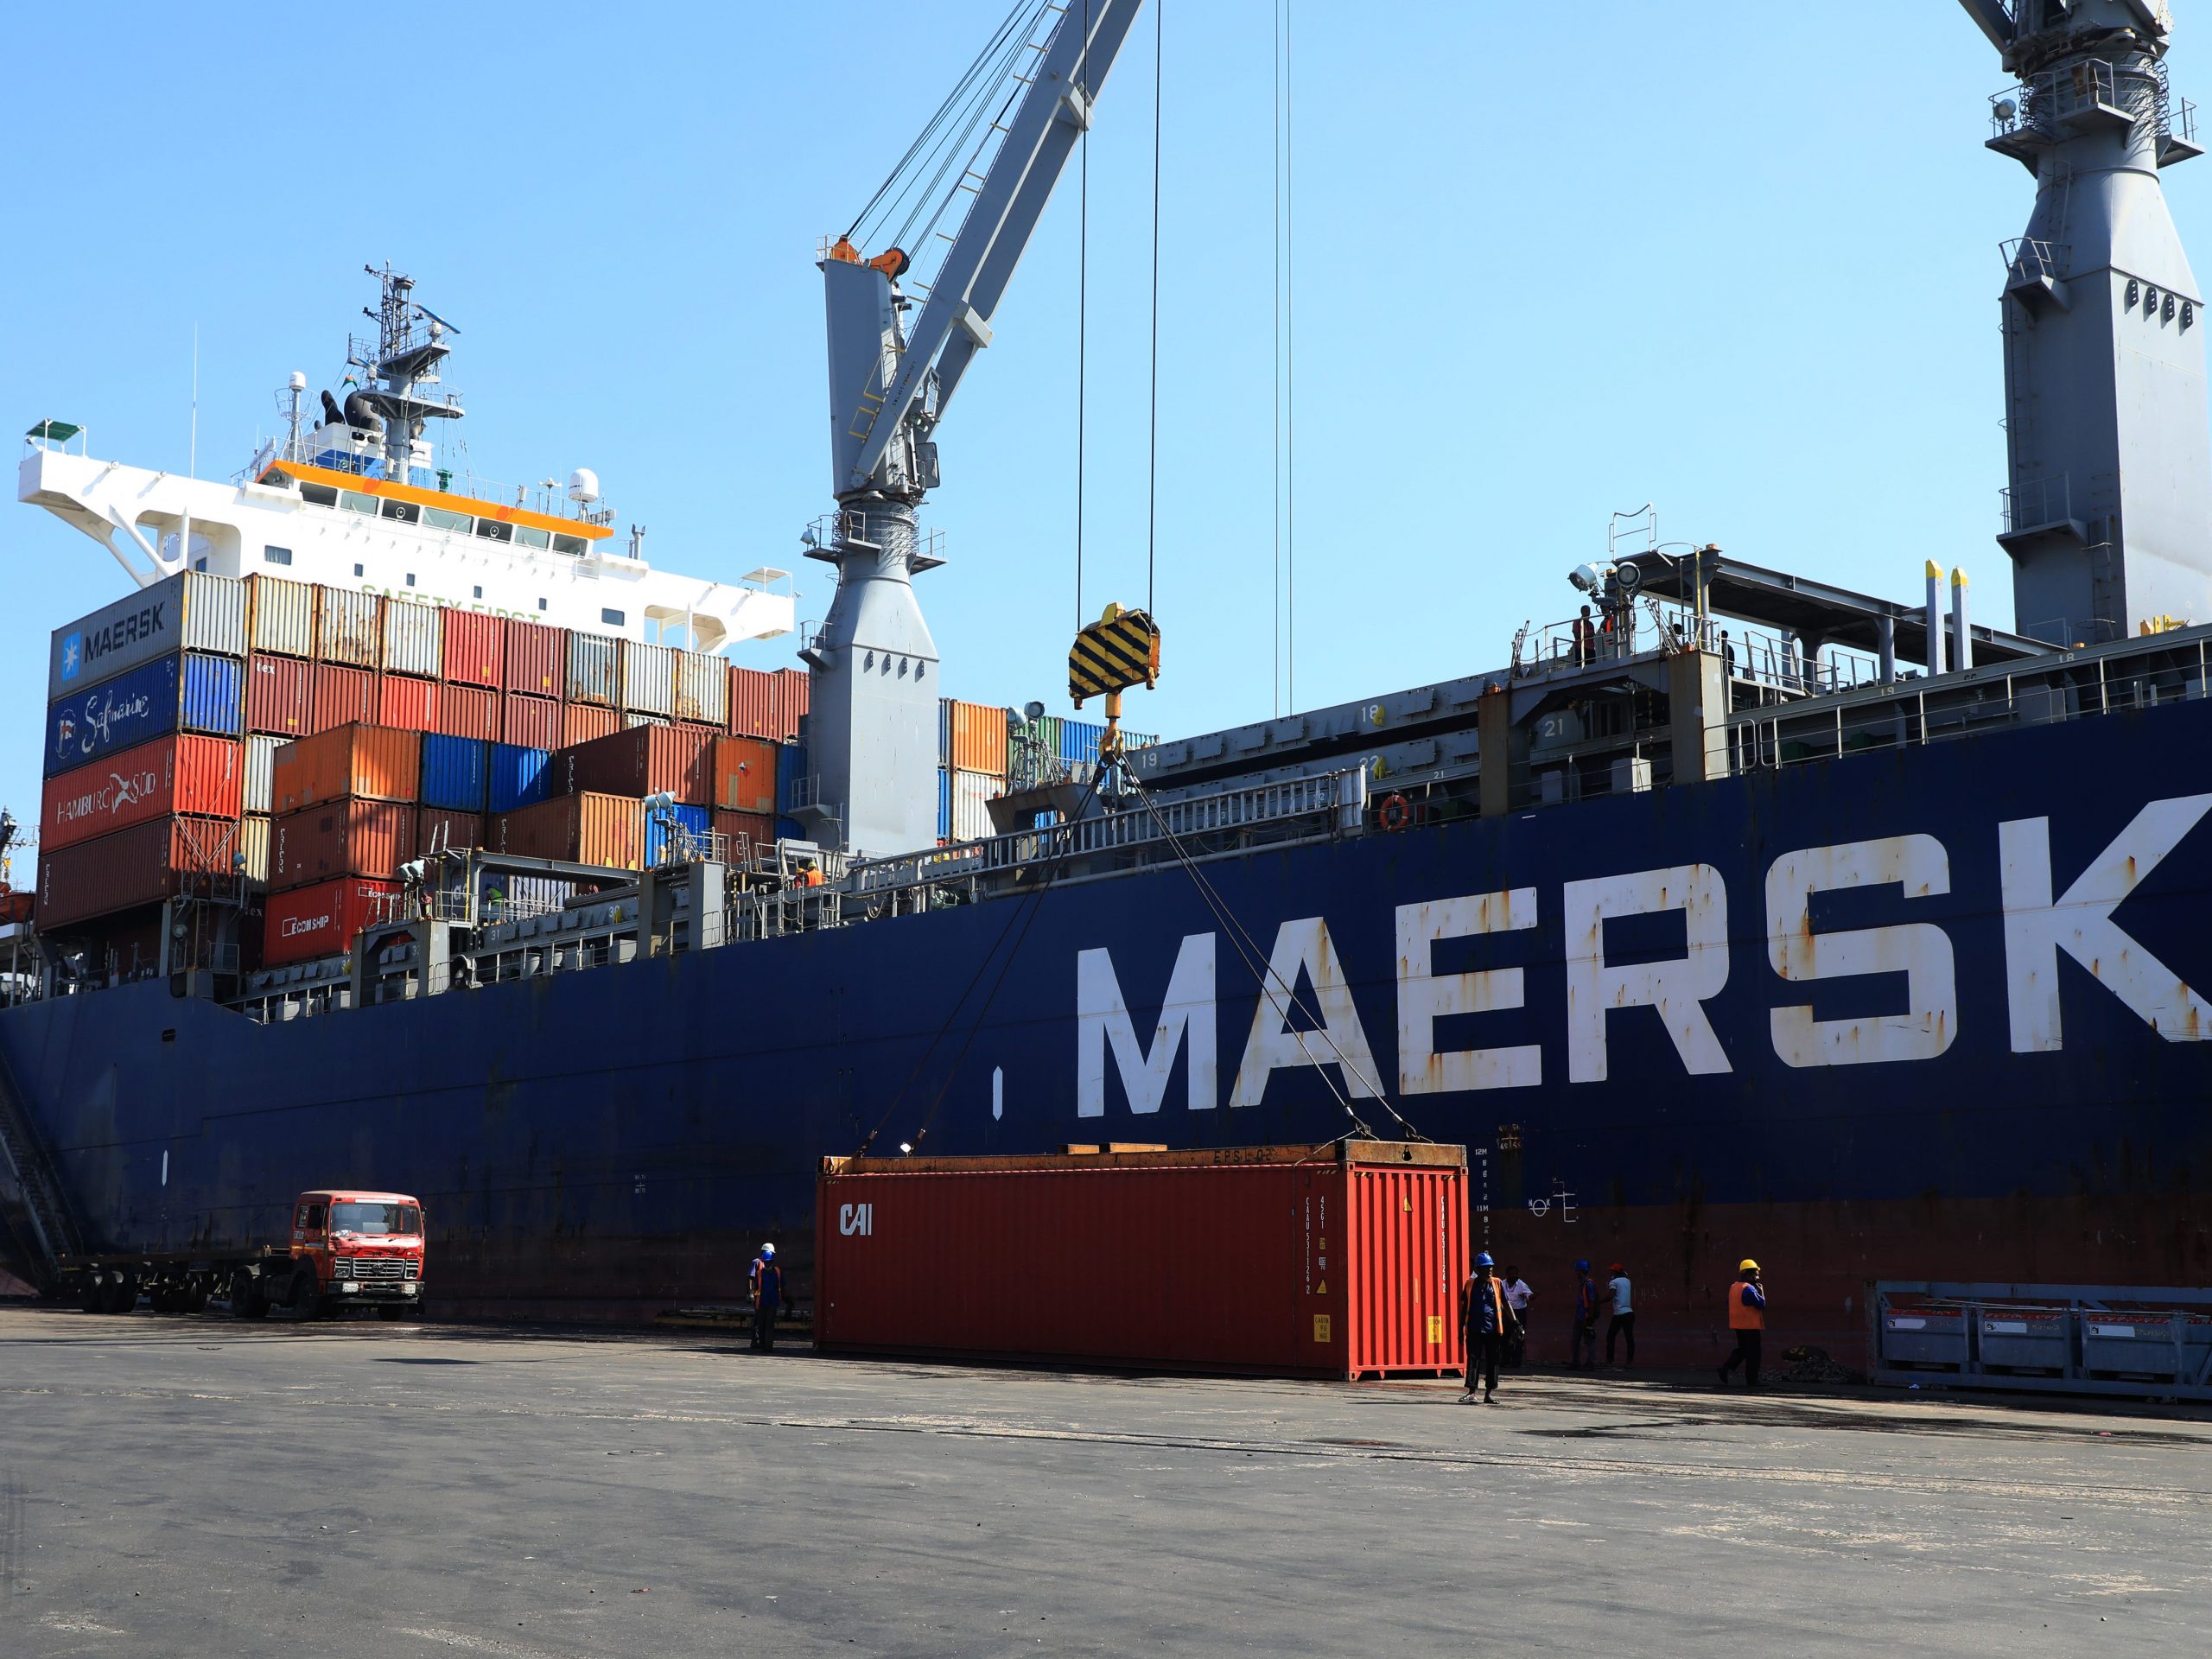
[937, 766, 951, 840]
[1061, 719, 1108, 766]
[381, 598, 443, 678]
[261, 877, 401, 968]
[2082, 1315, 2194, 1378]
[1880, 1306, 1967, 1369]
[712, 735, 778, 814]
[180, 653, 245, 738]
[816, 1141, 1470, 1381]
[310, 664, 378, 735]
[562, 702, 619, 748]
[729, 666, 779, 738]
[437, 683, 499, 742]
[419, 734, 490, 812]
[557, 724, 715, 803]
[35, 815, 240, 930]
[938, 698, 1009, 774]
[317, 588, 382, 668]
[645, 802, 713, 867]
[502, 619, 565, 697]
[245, 573, 316, 658]
[378, 675, 438, 734]
[270, 798, 417, 889]
[676, 651, 728, 725]
[245, 734, 281, 815]
[487, 744, 551, 815]
[502, 693, 560, 752]
[441, 610, 505, 688]
[711, 810, 773, 859]
[417, 806, 486, 855]
[949, 767, 999, 842]
[238, 814, 270, 885]
[490, 793, 643, 870]
[246, 654, 313, 736]
[623, 641, 677, 716]
[272, 725, 421, 814]
[39, 733, 244, 854]
[567, 632, 621, 707]
[1979, 1311, 2069, 1371]
[47, 569, 246, 700]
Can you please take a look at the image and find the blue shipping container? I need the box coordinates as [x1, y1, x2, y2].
[645, 802, 713, 867]
[44, 652, 242, 778]
[487, 744, 551, 815]
[776, 817, 805, 842]
[1060, 720, 1107, 766]
[938, 767, 952, 840]
[420, 734, 490, 812]
[777, 743, 808, 813]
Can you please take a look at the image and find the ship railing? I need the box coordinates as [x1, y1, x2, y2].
[1526, 602, 1878, 697]
[1999, 237, 2070, 289]
[845, 767, 1371, 897]
[2000, 471, 2072, 536]
[1993, 59, 2158, 143]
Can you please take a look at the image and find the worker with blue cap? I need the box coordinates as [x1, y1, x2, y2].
[1459, 1252, 1519, 1405]
[749, 1242, 783, 1352]
[1570, 1259, 1599, 1370]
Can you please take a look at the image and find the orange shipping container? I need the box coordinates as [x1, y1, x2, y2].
[490, 792, 643, 870]
[441, 610, 505, 687]
[40, 734, 244, 854]
[378, 675, 439, 734]
[711, 809, 774, 859]
[311, 664, 378, 735]
[271, 724, 422, 814]
[728, 665, 779, 739]
[503, 618, 565, 697]
[502, 693, 561, 751]
[270, 798, 417, 889]
[417, 806, 486, 854]
[712, 735, 779, 814]
[437, 683, 499, 742]
[776, 668, 809, 738]
[562, 702, 620, 748]
[945, 699, 1008, 775]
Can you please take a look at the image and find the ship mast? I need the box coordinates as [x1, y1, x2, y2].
[351, 264, 464, 486]
[1965, 0, 2212, 641]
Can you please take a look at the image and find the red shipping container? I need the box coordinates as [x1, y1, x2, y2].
[378, 675, 439, 734]
[503, 618, 566, 697]
[490, 793, 643, 869]
[711, 736, 778, 814]
[441, 610, 506, 688]
[40, 734, 243, 854]
[437, 683, 499, 742]
[261, 877, 401, 967]
[270, 798, 417, 889]
[815, 1142, 1469, 1381]
[35, 816, 242, 930]
[711, 810, 774, 858]
[272, 725, 421, 813]
[417, 806, 486, 854]
[311, 664, 379, 735]
[245, 654, 313, 738]
[502, 693, 561, 751]
[775, 668, 809, 741]
[555, 724, 715, 803]
[562, 702, 619, 748]
[728, 665, 779, 738]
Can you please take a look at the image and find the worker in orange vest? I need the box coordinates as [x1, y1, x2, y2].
[1717, 1259, 1767, 1389]
[1459, 1252, 1519, 1405]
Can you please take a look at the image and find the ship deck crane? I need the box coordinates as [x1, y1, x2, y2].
[797, 0, 1148, 856]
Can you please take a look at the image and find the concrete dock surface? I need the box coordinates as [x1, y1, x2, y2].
[2, 1305, 2207, 1656]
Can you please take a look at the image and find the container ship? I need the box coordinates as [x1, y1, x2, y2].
[2, 0, 2209, 1366]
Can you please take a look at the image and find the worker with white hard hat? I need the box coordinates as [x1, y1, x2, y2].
[749, 1242, 784, 1353]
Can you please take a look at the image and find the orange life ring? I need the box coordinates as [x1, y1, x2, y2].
[1378, 793, 1412, 833]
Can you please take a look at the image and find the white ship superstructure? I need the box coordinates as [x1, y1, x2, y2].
[18, 267, 793, 655]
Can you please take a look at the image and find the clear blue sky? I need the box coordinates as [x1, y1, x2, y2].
[5, 1, 2208, 847]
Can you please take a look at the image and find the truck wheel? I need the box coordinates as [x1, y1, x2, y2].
[78, 1275, 104, 1314]
[229, 1271, 266, 1320]
[289, 1269, 321, 1321]
[185, 1283, 211, 1315]
[102, 1274, 138, 1315]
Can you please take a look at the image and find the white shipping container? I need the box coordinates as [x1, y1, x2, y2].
[317, 587, 381, 667]
[623, 641, 677, 716]
[381, 598, 443, 677]
[238, 815, 270, 885]
[245, 734, 283, 815]
[178, 570, 249, 660]
[950, 767, 1001, 842]
[245, 574, 316, 658]
[624, 712, 669, 729]
[675, 650, 729, 725]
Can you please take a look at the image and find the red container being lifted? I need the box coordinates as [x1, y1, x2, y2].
[815, 1141, 1470, 1381]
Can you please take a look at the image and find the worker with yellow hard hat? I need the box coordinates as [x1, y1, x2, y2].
[1717, 1258, 1767, 1390]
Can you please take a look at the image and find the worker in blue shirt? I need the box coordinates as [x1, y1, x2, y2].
[1718, 1259, 1767, 1389]
[1459, 1253, 1520, 1405]
[1569, 1259, 1599, 1370]
[749, 1242, 783, 1352]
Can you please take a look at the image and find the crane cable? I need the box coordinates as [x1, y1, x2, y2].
[1147, 0, 1162, 616]
[1075, 0, 1090, 632]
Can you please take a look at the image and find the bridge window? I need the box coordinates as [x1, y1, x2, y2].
[300, 483, 339, 508]
[475, 519, 514, 544]
[552, 533, 588, 556]
[422, 505, 472, 533]
[512, 525, 551, 550]
[537, 597, 548, 611]
[379, 499, 421, 525]
[264, 545, 293, 566]
[601, 608, 626, 626]
[341, 491, 378, 515]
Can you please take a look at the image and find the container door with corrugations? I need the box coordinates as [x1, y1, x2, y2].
[1345, 1162, 1465, 1380]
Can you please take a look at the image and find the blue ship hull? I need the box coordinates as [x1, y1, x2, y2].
[4, 699, 2209, 1362]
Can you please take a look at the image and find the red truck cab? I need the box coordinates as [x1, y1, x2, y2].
[283, 1189, 427, 1319]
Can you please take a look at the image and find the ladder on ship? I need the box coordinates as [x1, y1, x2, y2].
[0, 1048, 83, 1295]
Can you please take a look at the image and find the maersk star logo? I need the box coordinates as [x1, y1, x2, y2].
[60, 632, 82, 681]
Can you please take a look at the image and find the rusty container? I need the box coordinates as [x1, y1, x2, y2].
[436, 683, 499, 742]
[316, 588, 381, 668]
[35, 816, 242, 929]
[815, 1141, 1469, 1380]
[502, 692, 561, 752]
[40, 734, 244, 854]
[711, 810, 774, 859]
[270, 798, 417, 890]
[310, 664, 379, 735]
[246, 653, 314, 737]
[728, 665, 779, 738]
[416, 806, 486, 855]
[711, 735, 779, 814]
[621, 640, 677, 716]
[270, 724, 422, 815]
[676, 651, 729, 725]
[441, 610, 505, 688]
[502, 619, 565, 697]
[377, 675, 439, 734]
[562, 702, 619, 748]
[489, 792, 644, 870]
[556, 723, 715, 804]
[380, 597, 443, 678]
